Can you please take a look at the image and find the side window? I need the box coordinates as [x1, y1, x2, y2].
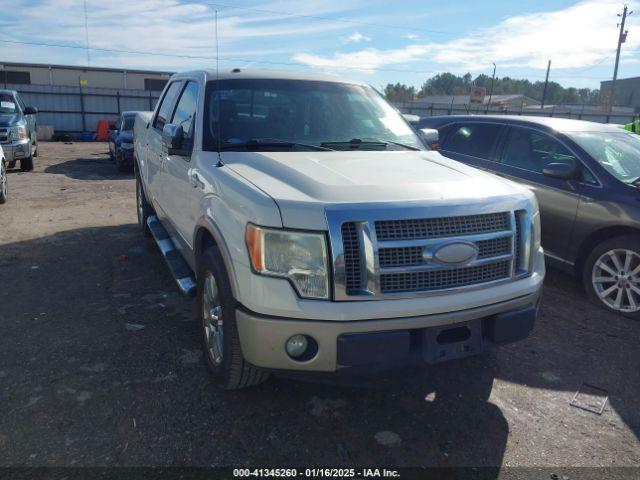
[153, 82, 182, 131]
[170, 81, 198, 140]
[442, 123, 502, 159]
[501, 127, 577, 174]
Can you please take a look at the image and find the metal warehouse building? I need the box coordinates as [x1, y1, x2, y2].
[0, 61, 173, 91]
[600, 76, 640, 112]
[0, 61, 176, 135]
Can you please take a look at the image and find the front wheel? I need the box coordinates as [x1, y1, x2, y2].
[198, 246, 269, 390]
[583, 235, 640, 320]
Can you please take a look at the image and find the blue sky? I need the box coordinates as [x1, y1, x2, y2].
[0, 0, 638, 90]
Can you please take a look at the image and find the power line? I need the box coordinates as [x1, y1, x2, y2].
[207, 2, 458, 37]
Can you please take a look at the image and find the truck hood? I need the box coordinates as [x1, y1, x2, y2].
[222, 150, 531, 229]
[0, 113, 23, 127]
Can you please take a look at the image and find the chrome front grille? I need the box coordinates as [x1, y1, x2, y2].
[375, 212, 510, 241]
[327, 206, 532, 301]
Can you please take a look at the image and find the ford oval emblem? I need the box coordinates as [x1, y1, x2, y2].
[431, 241, 478, 265]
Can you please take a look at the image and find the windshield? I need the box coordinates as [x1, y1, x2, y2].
[567, 131, 640, 184]
[203, 79, 423, 151]
[122, 116, 135, 131]
[0, 94, 18, 114]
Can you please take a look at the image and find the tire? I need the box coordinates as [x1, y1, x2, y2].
[0, 160, 7, 204]
[135, 169, 153, 237]
[582, 235, 640, 320]
[20, 156, 33, 172]
[8, 161, 16, 169]
[32, 135, 38, 158]
[198, 245, 269, 390]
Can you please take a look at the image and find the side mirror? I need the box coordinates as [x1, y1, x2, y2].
[23, 106, 38, 115]
[162, 124, 189, 156]
[542, 161, 577, 180]
[402, 114, 420, 124]
[419, 128, 439, 150]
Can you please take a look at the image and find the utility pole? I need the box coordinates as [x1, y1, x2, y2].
[487, 62, 496, 113]
[541, 60, 551, 109]
[609, 4, 633, 115]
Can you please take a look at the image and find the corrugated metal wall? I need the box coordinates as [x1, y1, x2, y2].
[5, 83, 162, 134]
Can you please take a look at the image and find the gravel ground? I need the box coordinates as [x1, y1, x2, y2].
[0, 142, 638, 469]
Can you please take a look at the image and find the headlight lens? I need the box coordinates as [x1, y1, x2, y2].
[9, 126, 26, 141]
[246, 224, 329, 299]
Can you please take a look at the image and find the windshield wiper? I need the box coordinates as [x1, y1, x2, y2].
[220, 138, 334, 151]
[320, 138, 419, 151]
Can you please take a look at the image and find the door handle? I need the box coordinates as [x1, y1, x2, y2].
[190, 172, 205, 189]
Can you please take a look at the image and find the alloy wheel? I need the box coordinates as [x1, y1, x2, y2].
[202, 272, 224, 365]
[592, 248, 640, 313]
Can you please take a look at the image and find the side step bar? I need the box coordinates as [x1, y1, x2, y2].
[147, 215, 197, 296]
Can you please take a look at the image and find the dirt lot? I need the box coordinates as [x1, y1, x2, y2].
[0, 142, 639, 470]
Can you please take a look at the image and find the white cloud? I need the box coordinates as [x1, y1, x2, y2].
[344, 32, 372, 43]
[294, 0, 640, 73]
[405, 33, 419, 40]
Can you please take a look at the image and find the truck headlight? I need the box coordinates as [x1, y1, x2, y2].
[9, 126, 27, 141]
[246, 224, 329, 300]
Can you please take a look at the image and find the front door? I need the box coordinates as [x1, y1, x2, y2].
[159, 80, 202, 251]
[494, 126, 582, 261]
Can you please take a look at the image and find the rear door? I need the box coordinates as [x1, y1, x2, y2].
[146, 81, 183, 213]
[493, 126, 582, 260]
[438, 122, 505, 170]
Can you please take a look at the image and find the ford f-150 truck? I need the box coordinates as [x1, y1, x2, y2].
[134, 69, 545, 389]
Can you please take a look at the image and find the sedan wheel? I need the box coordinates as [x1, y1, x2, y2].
[591, 248, 640, 313]
[202, 272, 224, 366]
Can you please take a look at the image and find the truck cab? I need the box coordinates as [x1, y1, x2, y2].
[134, 70, 545, 389]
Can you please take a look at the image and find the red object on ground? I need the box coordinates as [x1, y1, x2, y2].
[96, 120, 116, 141]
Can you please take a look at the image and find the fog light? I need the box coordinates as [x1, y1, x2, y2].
[286, 334, 309, 358]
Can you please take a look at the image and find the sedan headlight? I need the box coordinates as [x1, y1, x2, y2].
[246, 224, 329, 299]
[9, 126, 26, 141]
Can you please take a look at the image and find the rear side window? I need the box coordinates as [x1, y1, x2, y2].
[501, 127, 577, 174]
[170, 81, 198, 140]
[442, 123, 501, 159]
[154, 81, 182, 131]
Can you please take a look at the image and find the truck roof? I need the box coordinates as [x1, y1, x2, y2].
[172, 68, 366, 86]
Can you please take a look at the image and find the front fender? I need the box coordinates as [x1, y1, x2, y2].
[193, 216, 240, 300]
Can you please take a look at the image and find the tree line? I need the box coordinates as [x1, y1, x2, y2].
[384, 72, 600, 105]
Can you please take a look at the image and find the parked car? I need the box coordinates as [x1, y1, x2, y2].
[108, 111, 137, 172]
[0, 145, 7, 204]
[0, 89, 38, 171]
[134, 70, 544, 389]
[417, 115, 640, 319]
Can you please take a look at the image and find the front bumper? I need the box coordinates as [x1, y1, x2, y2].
[236, 290, 542, 372]
[1, 139, 30, 162]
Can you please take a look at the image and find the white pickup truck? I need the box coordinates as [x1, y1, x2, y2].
[134, 69, 544, 389]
